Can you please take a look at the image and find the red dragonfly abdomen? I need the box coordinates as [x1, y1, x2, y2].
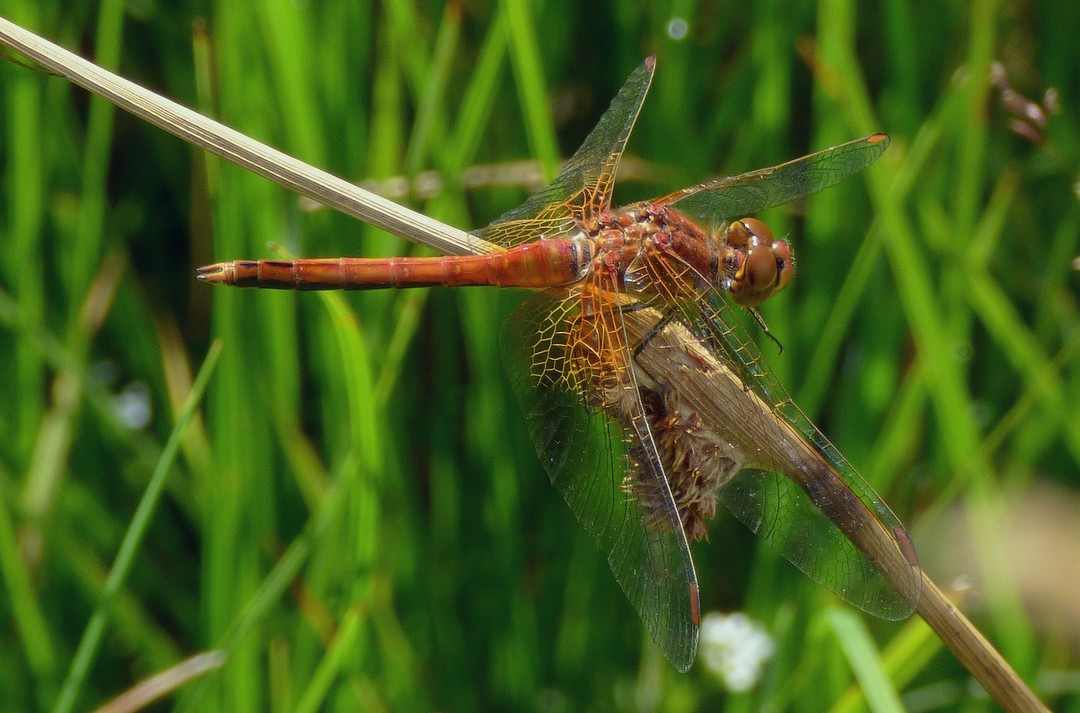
[196, 238, 593, 290]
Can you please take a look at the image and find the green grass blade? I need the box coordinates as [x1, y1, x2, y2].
[52, 341, 222, 713]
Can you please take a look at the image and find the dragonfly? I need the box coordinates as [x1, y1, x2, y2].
[198, 56, 921, 672]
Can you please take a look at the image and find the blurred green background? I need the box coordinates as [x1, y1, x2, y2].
[2, 0, 1079, 711]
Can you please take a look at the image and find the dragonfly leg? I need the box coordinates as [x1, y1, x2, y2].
[631, 308, 677, 361]
[628, 308, 684, 396]
[748, 306, 784, 355]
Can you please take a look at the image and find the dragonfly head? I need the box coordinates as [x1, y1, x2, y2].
[724, 217, 794, 307]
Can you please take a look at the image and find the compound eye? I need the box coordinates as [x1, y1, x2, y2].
[771, 240, 794, 292]
[738, 217, 774, 244]
[726, 219, 750, 249]
[745, 243, 778, 291]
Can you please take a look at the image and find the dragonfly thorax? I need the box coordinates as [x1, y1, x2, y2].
[597, 203, 714, 298]
[572, 205, 795, 313]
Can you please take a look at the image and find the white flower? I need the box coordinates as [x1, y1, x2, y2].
[699, 611, 775, 693]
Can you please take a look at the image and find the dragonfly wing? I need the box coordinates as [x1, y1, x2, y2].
[719, 463, 917, 618]
[627, 248, 920, 618]
[702, 294, 919, 616]
[502, 284, 700, 671]
[477, 57, 657, 248]
[659, 134, 889, 228]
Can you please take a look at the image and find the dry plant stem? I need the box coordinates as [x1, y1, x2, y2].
[0, 16, 1047, 713]
[0, 16, 482, 258]
[915, 574, 1047, 713]
[91, 651, 226, 713]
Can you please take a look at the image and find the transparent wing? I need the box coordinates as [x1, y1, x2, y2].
[502, 279, 700, 671]
[477, 57, 657, 248]
[655, 134, 889, 228]
[624, 245, 921, 619]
